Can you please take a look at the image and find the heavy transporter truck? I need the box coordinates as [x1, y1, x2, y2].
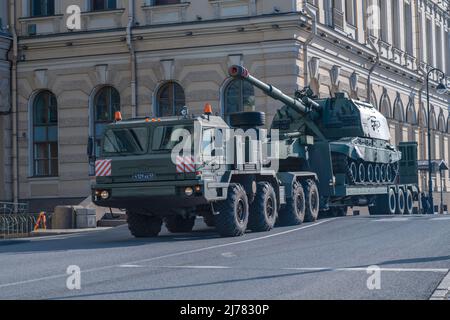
[92, 65, 419, 238]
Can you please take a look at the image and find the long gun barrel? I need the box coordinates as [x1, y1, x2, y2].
[228, 65, 321, 114]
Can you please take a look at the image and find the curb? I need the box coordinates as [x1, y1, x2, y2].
[30, 227, 112, 237]
[430, 271, 450, 300]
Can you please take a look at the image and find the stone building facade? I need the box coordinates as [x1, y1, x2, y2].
[0, 0, 449, 212]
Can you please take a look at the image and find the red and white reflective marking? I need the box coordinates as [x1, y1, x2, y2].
[95, 159, 112, 177]
[176, 156, 196, 173]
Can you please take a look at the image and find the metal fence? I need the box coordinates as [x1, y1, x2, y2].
[0, 202, 28, 215]
[0, 202, 40, 239]
[0, 214, 41, 239]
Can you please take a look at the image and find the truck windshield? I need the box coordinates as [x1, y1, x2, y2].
[103, 127, 149, 155]
[152, 125, 194, 151]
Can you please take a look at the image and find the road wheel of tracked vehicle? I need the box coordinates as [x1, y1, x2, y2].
[277, 182, 306, 226]
[405, 189, 414, 215]
[395, 188, 405, 215]
[358, 162, 366, 183]
[386, 164, 393, 183]
[303, 179, 320, 222]
[164, 215, 196, 233]
[381, 164, 387, 183]
[214, 184, 249, 237]
[127, 212, 162, 238]
[229, 112, 266, 128]
[374, 164, 381, 183]
[248, 182, 278, 232]
[367, 163, 374, 183]
[348, 160, 357, 184]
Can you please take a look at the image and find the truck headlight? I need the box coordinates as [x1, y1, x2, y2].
[100, 190, 110, 200]
[185, 187, 194, 196]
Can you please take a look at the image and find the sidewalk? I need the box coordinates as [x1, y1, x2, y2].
[31, 227, 112, 237]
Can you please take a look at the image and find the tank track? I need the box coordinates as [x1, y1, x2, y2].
[331, 153, 399, 186]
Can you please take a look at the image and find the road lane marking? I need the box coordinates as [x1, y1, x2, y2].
[119, 265, 144, 268]
[152, 266, 231, 269]
[282, 267, 449, 273]
[373, 218, 410, 222]
[221, 252, 237, 258]
[0, 218, 336, 289]
[430, 271, 450, 300]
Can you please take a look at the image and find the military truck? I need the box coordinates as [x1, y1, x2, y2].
[91, 66, 419, 238]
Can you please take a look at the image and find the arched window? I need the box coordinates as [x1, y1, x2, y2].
[94, 86, 120, 156]
[438, 111, 446, 132]
[406, 99, 417, 125]
[379, 94, 392, 118]
[33, 91, 58, 177]
[393, 96, 405, 122]
[224, 79, 255, 121]
[156, 82, 185, 117]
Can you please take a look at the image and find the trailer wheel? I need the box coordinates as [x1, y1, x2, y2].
[127, 212, 162, 238]
[277, 182, 306, 226]
[369, 189, 396, 215]
[248, 182, 277, 232]
[395, 188, 405, 215]
[203, 214, 215, 227]
[405, 189, 413, 215]
[303, 179, 320, 222]
[214, 184, 249, 237]
[164, 215, 196, 233]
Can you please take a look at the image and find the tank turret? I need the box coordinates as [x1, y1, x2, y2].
[228, 65, 402, 186]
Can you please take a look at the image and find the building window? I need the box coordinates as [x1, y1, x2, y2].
[380, 0, 388, 41]
[147, 0, 181, 5]
[33, 91, 58, 177]
[90, 0, 117, 11]
[345, 0, 356, 26]
[404, 2, 413, 55]
[94, 86, 120, 156]
[426, 18, 434, 65]
[156, 82, 185, 117]
[224, 79, 255, 122]
[30, 0, 55, 17]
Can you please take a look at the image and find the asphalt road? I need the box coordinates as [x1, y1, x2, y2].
[0, 214, 449, 300]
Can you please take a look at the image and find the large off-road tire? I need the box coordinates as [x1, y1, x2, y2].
[303, 179, 320, 222]
[405, 189, 414, 215]
[214, 184, 249, 237]
[164, 215, 196, 233]
[203, 214, 215, 227]
[248, 182, 277, 232]
[278, 182, 306, 226]
[229, 112, 266, 127]
[395, 188, 405, 215]
[127, 212, 162, 238]
[369, 189, 396, 215]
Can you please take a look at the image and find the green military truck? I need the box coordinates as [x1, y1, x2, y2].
[91, 66, 420, 238]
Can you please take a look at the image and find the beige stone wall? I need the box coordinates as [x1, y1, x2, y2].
[4, 0, 450, 208]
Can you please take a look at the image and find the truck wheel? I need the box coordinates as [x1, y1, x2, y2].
[229, 112, 266, 127]
[164, 215, 196, 233]
[303, 179, 320, 222]
[387, 188, 397, 215]
[395, 189, 405, 215]
[369, 189, 396, 215]
[127, 212, 162, 238]
[405, 189, 413, 215]
[214, 184, 249, 237]
[248, 182, 277, 232]
[278, 182, 305, 226]
[203, 214, 215, 227]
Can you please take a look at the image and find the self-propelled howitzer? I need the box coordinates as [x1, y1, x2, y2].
[228, 65, 402, 187]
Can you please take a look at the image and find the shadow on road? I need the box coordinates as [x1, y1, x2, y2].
[0, 225, 223, 254]
[48, 268, 331, 300]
